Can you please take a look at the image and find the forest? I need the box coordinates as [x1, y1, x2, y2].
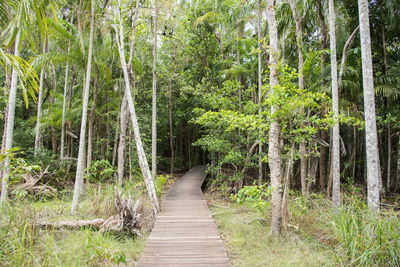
[0, 0, 399, 265]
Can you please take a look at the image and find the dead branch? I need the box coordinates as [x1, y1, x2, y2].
[33, 188, 141, 235]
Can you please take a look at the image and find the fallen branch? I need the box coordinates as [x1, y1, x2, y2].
[33, 188, 141, 236]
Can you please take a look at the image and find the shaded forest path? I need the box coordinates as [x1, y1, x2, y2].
[138, 166, 230, 266]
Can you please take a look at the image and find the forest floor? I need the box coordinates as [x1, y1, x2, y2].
[206, 191, 332, 266]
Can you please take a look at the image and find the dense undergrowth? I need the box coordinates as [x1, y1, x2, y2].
[0, 179, 167, 266]
[207, 186, 400, 266]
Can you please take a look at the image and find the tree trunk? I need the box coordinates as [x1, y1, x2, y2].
[288, 0, 307, 196]
[338, 26, 360, 91]
[266, 0, 282, 235]
[71, 0, 95, 214]
[50, 63, 58, 154]
[329, 0, 340, 207]
[282, 143, 294, 231]
[86, 74, 99, 178]
[0, 31, 20, 206]
[117, 95, 129, 184]
[60, 42, 71, 159]
[358, 0, 380, 212]
[317, 0, 328, 193]
[151, 0, 158, 179]
[168, 44, 177, 177]
[118, 0, 140, 184]
[113, 0, 159, 213]
[257, 0, 263, 186]
[34, 44, 46, 157]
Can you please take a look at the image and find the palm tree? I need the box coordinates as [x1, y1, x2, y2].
[71, 0, 95, 214]
[329, 0, 340, 207]
[358, 0, 380, 212]
[0, 0, 46, 206]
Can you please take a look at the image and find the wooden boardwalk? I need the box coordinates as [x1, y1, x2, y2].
[138, 166, 230, 266]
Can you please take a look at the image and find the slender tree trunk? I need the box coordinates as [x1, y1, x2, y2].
[77, 0, 85, 57]
[118, 95, 129, 183]
[113, 0, 159, 213]
[317, 0, 328, 192]
[288, 0, 307, 195]
[112, 119, 119, 167]
[329, 0, 340, 207]
[352, 126, 357, 180]
[151, 0, 158, 179]
[382, 24, 391, 191]
[168, 44, 177, 177]
[118, 0, 140, 184]
[86, 75, 99, 178]
[50, 63, 58, 154]
[282, 143, 294, 231]
[34, 44, 46, 157]
[266, 0, 282, 235]
[257, 0, 263, 186]
[358, 0, 380, 212]
[1, 70, 11, 168]
[71, 0, 95, 214]
[0, 31, 20, 206]
[60, 42, 71, 159]
[338, 26, 360, 90]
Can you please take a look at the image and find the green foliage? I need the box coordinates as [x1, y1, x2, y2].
[85, 160, 115, 183]
[155, 174, 169, 197]
[231, 183, 273, 211]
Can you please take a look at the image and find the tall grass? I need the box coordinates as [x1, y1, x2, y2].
[329, 200, 400, 266]
[0, 182, 151, 266]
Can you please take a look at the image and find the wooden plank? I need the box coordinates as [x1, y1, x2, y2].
[138, 166, 230, 267]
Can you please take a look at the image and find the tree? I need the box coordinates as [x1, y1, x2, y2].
[71, 0, 95, 214]
[287, 0, 308, 195]
[266, 0, 282, 235]
[0, 31, 20, 206]
[329, 0, 340, 207]
[112, 0, 159, 213]
[257, 0, 262, 185]
[34, 43, 46, 157]
[358, 0, 380, 212]
[151, 0, 158, 178]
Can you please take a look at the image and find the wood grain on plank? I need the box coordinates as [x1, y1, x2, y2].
[138, 166, 230, 266]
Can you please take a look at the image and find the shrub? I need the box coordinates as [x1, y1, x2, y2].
[85, 160, 115, 183]
[230, 183, 273, 211]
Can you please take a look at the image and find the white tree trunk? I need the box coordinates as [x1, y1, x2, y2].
[329, 0, 341, 207]
[60, 43, 71, 160]
[151, 0, 158, 179]
[113, 0, 159, 213]
[0, 31, 20, 206]
[118, 0, 140, 184]
[118, 94, 129, 184]
[266, 0, 282, 235]
[34, 45, 46, 157]
[71, 0, 95, 214]
[358, 0, 380, 212]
